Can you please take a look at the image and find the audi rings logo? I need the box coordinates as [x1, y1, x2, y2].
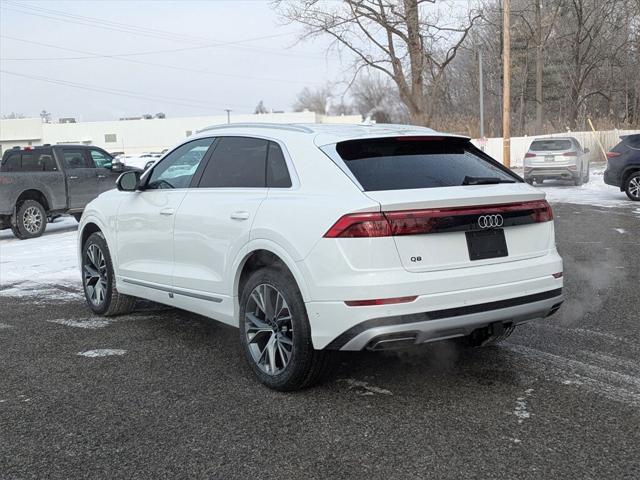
[478, 214, 504, 229]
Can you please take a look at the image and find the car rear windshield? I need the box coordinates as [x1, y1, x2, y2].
[530, 139, 572, 151]
[329, 137, 517, 191]
[613, 134, 640, 152]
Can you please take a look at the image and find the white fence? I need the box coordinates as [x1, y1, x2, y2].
[472, 129, 640, 167]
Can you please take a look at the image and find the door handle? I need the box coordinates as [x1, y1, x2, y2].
[230, 211, 250, 220]
[69, 175, 79, 180]
[160, 208, 175, 216]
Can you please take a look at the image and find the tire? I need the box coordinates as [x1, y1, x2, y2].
[573, 173, 583, 186]
[583, 164, 590, 183]
[11, 200, 47, 239]
[624, 171, 640, 201]
[239, 266, 336, 391]
[82, 231, 136, 316]
[458, 324, 515, 348]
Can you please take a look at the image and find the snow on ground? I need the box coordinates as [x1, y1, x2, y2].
[532, 165, 632, 209]
[77, 349, 127, 358]
[0, 216, 81, 299]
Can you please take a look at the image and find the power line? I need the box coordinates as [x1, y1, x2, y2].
[0, 2, 325, 60]
[0, 69, 256, 110]
[0, 35, 324, 86]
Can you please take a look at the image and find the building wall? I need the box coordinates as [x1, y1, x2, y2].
[1, 112, 363, 155]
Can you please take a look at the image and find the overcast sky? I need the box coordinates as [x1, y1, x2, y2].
[0, 0, 347, 121]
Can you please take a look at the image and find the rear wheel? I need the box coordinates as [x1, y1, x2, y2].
[239, 267, 335, 391]
[625, 172, 640, 201]
[573, 173, 583, 186]
[11, 200, 47, 239]
[82, 232, 136, 316]
[583, 163, 590, 183]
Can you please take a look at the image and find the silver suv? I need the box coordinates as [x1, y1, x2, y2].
[524, 137, 590, 186]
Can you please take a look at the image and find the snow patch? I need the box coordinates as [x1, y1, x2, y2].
[78, 349, 127, 358]
[514, 388, 534, 424]
[0, 322, 13, 329]
[48, 318, 112, 329]
[341, 378, 393, 396]
[614, 228, 626, 234]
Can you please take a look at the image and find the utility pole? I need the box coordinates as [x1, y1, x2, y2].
[535, 0, 543, 134]
[502, 0, 511, 168]
[224, 109, 232, 124]
[479, 50, 485, 139]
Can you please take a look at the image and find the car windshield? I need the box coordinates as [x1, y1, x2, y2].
[327, 137, 517, 191]
[530, 140, 573, 151]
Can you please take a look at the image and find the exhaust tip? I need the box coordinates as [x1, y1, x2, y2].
[366, 333, 418, 351]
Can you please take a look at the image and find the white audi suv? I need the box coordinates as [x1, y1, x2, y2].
[78, 123, 564, 390]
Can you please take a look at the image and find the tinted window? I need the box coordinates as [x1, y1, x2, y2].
[267, 142, 292, 188]
[625, 135, 640, 149]
[530, 139, 573, 151]
[147, 137, 214, 189]
[62, 150, 90, 169]
[331, 138, 516, 192]
[199, 137, 267, 188]
[89, 149, 113, 168]
[1, 152, 21, 171]
[19, 150, 56, 172]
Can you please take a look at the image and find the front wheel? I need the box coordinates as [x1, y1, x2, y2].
[11, 200, 47, 239]
[239, 267, 335, 391]
[82, 232, 136, 316]
[624, 172, 640, 201]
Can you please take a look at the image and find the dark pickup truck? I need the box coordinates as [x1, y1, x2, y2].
[0, 145, 139, 239]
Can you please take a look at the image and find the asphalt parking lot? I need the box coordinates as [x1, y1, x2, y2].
[1, 201, 639, 479]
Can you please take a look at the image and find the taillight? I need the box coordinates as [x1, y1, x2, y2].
[345, 296, 418, 307]
[525, 153, 536, 158]
[606, 152, 621, 159]
[324, 201, 554, 238]
[323, 212, 391, 238]
[564, 151, 577, 157]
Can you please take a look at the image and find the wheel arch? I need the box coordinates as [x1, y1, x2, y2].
[621, 166, 640, 188]
[15, 189, 50, 212]
[77, 215, 117, 271]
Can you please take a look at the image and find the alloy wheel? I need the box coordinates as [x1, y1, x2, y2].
[83, 244, 108, 306]
[244, 283, 294, 376]
[22, 206, 43, 234]
[629, 177, 640, 199]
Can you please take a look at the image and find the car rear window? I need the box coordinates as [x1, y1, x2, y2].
[329, 137, 516, 191]
[530, 139, 572, 151]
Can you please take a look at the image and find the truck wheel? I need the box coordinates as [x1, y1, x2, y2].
[11, 200, 47, 239]
[82, 231, 136, 316]
[624, 172, 640, 201]
[239, 266, 336, 391]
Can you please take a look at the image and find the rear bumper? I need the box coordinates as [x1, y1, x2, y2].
[524, 167, 576, 180]
[603, 169, 620, 188]
[306, 263, 563, 350]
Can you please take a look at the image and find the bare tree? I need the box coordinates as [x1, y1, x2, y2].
[275, 0, 481, 126]
[292, 85, 333, 114]
[351, 71, 407, 123]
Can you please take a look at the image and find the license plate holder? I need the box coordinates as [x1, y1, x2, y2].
[544, 155, 554, 162]
[466, 229, 508, 261]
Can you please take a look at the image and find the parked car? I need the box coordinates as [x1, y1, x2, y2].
[604, 134, 640, 201]
[523, 137, 590, 186]
[0, 145, 140, 239]
[78, 123, 564, 390]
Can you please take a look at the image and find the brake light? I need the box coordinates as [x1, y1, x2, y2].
[606, 152, 621, 158]
[564, 152, 577, 157]
[323, 212, 391, 238]
[525, 153, 536, 158]
[324, 201, 554, 238]
[345, 296, 418, 307]
[552, 272, 563, 279]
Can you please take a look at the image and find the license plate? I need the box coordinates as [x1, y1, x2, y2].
[545, 155, 554, 162]
[466, 229, 508, 261]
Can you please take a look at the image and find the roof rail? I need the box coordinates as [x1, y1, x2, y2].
[197, 123, 314, 134]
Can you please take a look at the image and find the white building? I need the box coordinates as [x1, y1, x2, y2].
[0, 111, 363, 156]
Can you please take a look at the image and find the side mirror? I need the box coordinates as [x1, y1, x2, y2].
[111, 161, 123, 172]
[117, 171, 141, 191]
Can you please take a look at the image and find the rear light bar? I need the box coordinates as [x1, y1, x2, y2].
[345, 296, 418, 307]
[606, 152, 621, 158]
[564, 152, 577, 157]
[324, 201, 554, 238]
[525, 153, 536, 158]
[552, 272, 563, 279]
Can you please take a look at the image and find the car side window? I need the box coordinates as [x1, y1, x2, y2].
[198, 136, 268, 188]
[89, 149, 113, 169]
[1, 152, 21, 171]
[62, 149, 91, 169]
[267, 142, 292, 188]
[146, 137, 214, 190]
